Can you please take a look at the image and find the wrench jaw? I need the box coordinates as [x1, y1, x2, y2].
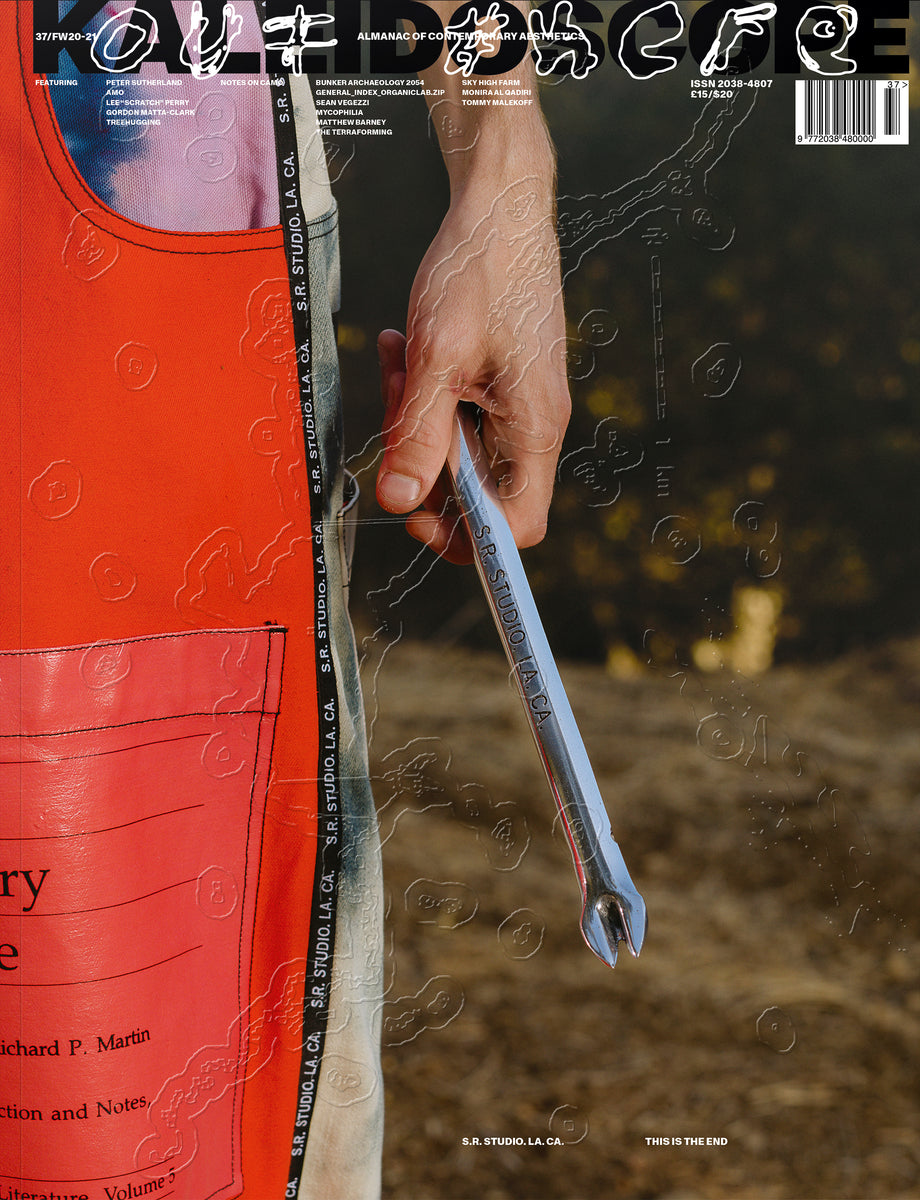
[568, 818, 647, 968]
[580, 898, 621, 969]
[580, 885, 648, 969]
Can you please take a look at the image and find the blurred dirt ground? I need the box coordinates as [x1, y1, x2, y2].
[358, 632, 920, 1200]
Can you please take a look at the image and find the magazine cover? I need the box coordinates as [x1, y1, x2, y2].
[3, 3, 917, 1199]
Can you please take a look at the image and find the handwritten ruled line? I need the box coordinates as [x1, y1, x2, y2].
[0, 802, 205, 842]
[3, 876, 197, 918]
[0, 943, 202, 987]
[2, 1168, 179, 1189]
[0, 704, 255, 740]
[0, 727, 210, 764]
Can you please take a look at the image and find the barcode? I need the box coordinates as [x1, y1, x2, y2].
[795, 79, 909, 145]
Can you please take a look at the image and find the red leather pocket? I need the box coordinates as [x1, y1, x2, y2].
[0, 627, 284, 1198]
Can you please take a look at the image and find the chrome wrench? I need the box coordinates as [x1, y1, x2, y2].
[446, 410, 647, 968]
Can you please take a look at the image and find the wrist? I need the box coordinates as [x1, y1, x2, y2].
[440, 106, 556, 201]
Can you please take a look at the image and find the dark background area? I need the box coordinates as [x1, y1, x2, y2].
[333, 8, 919, 670]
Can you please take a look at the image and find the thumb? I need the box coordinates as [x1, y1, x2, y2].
[376, 348, 456, 516]
[377, 328, 407, 449]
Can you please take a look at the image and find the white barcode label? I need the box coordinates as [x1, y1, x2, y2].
[795, 79, 909, 145]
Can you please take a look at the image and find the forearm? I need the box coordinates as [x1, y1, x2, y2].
[414, 1, 555, 197]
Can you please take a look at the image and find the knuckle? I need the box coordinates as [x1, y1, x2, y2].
[517, 516, 548, 548]
[410, 326, 477, 384]
[546, 388, 572, 433]
[393, 406, 444, 456]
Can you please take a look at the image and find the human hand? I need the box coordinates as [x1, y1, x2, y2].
[376, 174, 571, 564]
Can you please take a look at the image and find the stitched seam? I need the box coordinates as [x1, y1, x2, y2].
[1, 626, 288, 657]
[229, 630, 277, 1187]
[16, 9, 285, 257]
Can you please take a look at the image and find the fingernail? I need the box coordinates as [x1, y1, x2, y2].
[379, 471, 421, 509]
